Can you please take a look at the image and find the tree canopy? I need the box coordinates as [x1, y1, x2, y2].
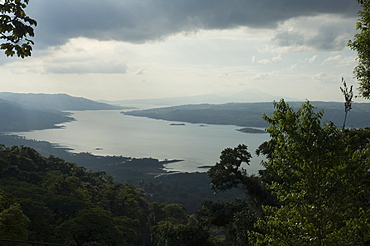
[348, 0, 370, 98]
[0, 0, 36, 58]
[250, 100, 370, 245]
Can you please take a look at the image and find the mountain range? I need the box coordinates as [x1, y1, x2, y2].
[1, 91, 369, 133]
[103, 89, 300, 108]
[0, 92, 127, 111]
[124, 101, 370, 129]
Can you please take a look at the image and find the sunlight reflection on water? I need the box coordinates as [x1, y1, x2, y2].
[13, 110, 269, 174]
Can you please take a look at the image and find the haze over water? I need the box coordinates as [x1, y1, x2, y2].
[13, 110, 269, 174]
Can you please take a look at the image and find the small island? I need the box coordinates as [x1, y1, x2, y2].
[236, 127, 266, 134]
[198, 165, 213, 169]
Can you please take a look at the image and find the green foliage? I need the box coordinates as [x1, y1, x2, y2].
[0, 145, 152, 245]
[196, 199, 258, 245]
[161, 204, 188, 224]
[207, 144, 274, 206]
[148, 202, 215, 246]
[208, 144, 251, 192]
[0, 203, 30, 243]
[348, 0, 370, 98]
[2, 99, 368, 245]
[250, 100, 370, 245]
[324, 209, 370, 245]
[200, 144, 275, 245]
[57, 208, 124, 246]
[0, 135, 246, 217]
[0, 0, 37, 58]
[0, 144, 222, 245]
[151, 220, 212, 246]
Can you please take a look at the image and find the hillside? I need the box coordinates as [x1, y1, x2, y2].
[0, 99, 74, 132]
[0, 144, 244, 245]
[124, 101, 370, 128]
[0, 145, 155, 245]
[0, 92, 129, 111]
[0, 134, 244, 215]
[0, 92, 134, 132]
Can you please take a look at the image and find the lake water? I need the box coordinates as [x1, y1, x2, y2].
[13, 110, 270, 174]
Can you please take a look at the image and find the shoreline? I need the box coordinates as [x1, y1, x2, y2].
[0, 133, 179, 176]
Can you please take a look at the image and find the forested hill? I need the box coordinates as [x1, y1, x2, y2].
[0, 92, 129, 111]
[0, 92, 132, 132]
[0, 98, 74, 132]
[0, 145, 191, 245]
[124, 101, 370, 128]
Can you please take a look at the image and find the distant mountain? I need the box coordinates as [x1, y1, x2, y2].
[227, 89, 299, 102]
[124, 101, 370, 129]
[103, 94, 226, 108]
[0, 92, 131, 132]
[105, 89, 300, 108]
[0, 92, 127, 111]
[0, 98, 74, 132]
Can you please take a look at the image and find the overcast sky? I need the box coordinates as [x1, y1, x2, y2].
[0, 0, 364, 102]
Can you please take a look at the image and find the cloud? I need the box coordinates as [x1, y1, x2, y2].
[302, 55, 318, 64]
[252, 72, 273, 80]
[135, 68, 145, 75]
[271, 15, 357, 52]
[27, 0, 359, 48]
[251, 56, 256, 63]
[312, 72, 341, 85]
[313, 72, 328, 81]
[46, 62, 127, 74]
[321, 55, 357, 66]
[257, 54, 282, 64]
[287, 55, 318, 71]
[312, 72, 339, 84]
[219, 72, 229, 77]
[5, 38, 128, 74]
[273, 30, 305, 47]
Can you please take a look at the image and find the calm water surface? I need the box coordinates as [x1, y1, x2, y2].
[13, 110, 269, 173]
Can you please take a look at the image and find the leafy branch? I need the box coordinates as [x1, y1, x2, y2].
[0, 0, 37, 58]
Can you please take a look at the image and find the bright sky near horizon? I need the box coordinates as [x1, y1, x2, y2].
[0, 0, 366, 102]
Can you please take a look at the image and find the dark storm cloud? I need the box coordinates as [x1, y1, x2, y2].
[272, 16, 357, 51]
[273, 31, 305, 47]
[26, 0, 359, 48]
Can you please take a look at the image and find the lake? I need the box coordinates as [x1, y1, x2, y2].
[13, 110, 270, 174]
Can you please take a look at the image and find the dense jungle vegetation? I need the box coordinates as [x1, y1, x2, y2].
[1, 99, 369, 245]
[0, 0, 370, 245]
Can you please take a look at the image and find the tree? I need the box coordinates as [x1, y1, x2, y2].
[250, 100, 370, 245]
[148, 203, 211, 246]
[151, 220, 212, 246]
[56, 208, 125, 246]
[0, 203, 30, 244]
[0, 0, 37, 58]
[207, 144, 276, 207]
[348, 0, 370, 98]
[195, 199, 257, 246]
[208, 144, 251, 192]
[199, 145, 275, 245]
